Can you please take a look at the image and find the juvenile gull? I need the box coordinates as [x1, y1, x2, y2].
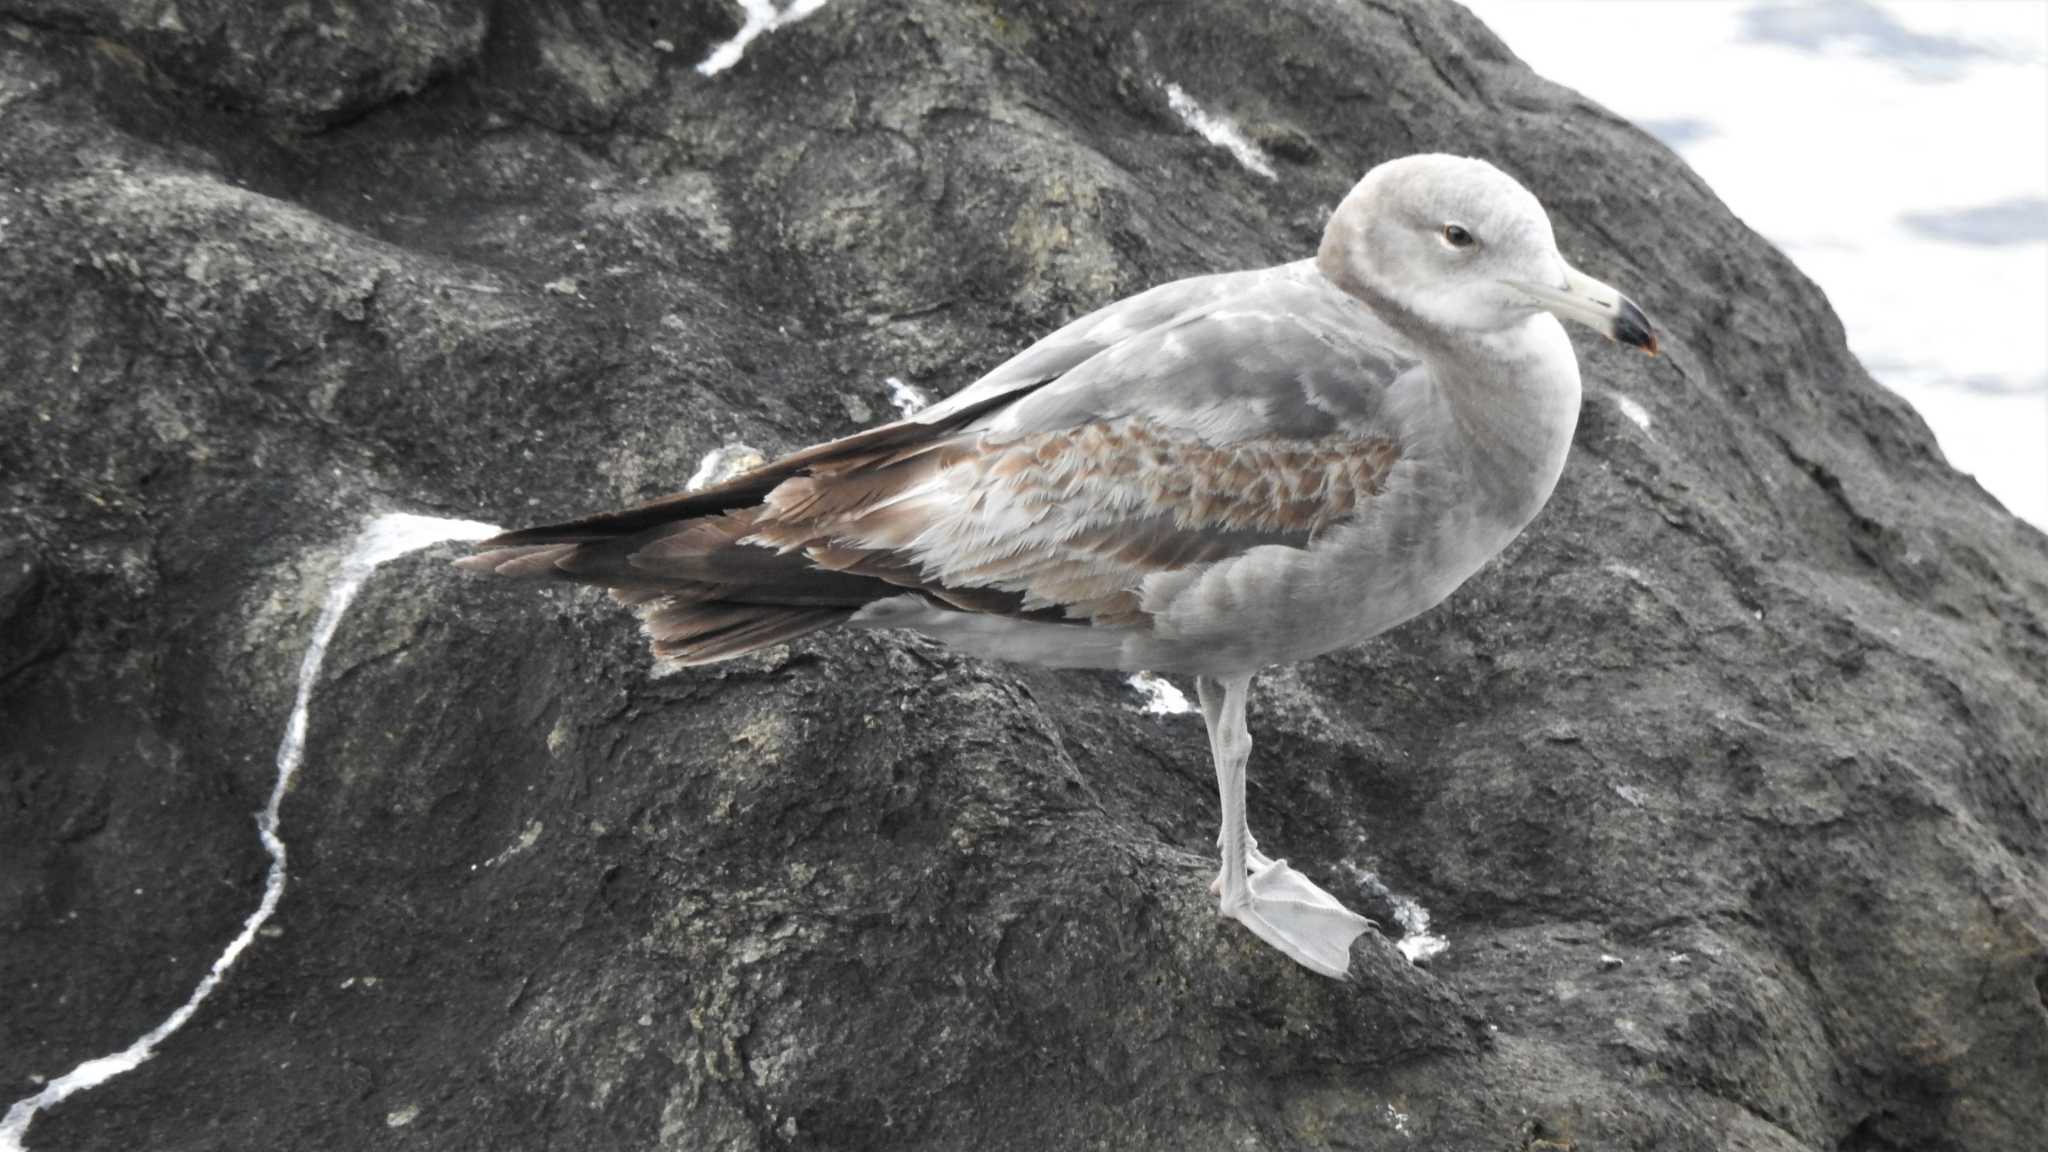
[460, 154, 1658, 979]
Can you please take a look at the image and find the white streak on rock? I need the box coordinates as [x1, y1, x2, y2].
[1614, 393, 1653, 432]
[0, 512, 501, 1152]
[1341, 857, 1451, 965]
[686, 442, 766, 491]
[1163, 83, 1276, 180]
[1127, 670, 1194, 716]
[885, 376, 931, 418]
[477, 820, 545, 871]
[1391, 893, 1449, 964]
[696, 0, 829, 77]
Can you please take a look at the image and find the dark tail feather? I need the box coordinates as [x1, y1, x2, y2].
[458, 518, 882, 666]
[642, 601, 856, 666]
[460, 374, 1071, 665]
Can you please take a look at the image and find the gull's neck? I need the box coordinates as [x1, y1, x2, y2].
[1425, 316, 1583, 526]
[1311, 255, 1582, 522]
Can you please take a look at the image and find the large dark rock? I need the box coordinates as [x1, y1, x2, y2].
[2, 1, 2044, 1149]
[3, 0, 491, 125]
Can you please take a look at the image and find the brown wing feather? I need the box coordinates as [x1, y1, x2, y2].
[744, 419, 1402, 629]
[459, 384, 1071, 666]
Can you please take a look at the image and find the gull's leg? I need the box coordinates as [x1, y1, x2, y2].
[1197, 674, 1254, 912]
[1193, 674, 1282, 888]
[1197, 676, 1268, 894]
[1196, 673, 1371, 980]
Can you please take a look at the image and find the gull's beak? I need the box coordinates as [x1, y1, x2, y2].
[1513, 264, 1660, 356]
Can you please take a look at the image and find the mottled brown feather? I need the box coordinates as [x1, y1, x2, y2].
[736, 417, 1402, 629]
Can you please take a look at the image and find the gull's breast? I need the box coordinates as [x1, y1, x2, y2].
[1130, 336, 1581, 674]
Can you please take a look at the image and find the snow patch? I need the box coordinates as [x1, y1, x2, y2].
[696, 0, 828, 77]
[1127, 670, 1193, 716]
[885, 376, 931, 418]
[0, 512, 500, 1152]
[1162, 83, 1276, 180]
[686, 442, 766, 491]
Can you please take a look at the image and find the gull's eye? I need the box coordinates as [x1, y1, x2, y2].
[1441, 223, 1475, 249]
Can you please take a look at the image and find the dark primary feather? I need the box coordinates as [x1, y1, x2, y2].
[458, 378, 1075, 664]
[475, 377, 1051, 549]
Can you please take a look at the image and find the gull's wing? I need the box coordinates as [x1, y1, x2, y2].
[477, 267, 1274, 547]
[917, 266, 1284, 422]
[975, 262, 1413, 440]
[743, 264, 1415, 628]
[464, 262, 1421, 664]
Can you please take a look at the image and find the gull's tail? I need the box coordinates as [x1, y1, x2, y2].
[457, 377, 1062, 666]
[456, 529, 865, 667]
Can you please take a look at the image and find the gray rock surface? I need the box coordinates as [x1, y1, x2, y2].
[2, 1, 2045, 1149]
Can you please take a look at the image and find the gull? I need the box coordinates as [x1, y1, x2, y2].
[460, 154, 1658, 979]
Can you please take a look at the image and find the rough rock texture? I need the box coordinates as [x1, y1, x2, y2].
[3, 1, 2045, 1149]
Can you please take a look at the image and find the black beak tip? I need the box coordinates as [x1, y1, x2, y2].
[1614, 298, 1659, 356]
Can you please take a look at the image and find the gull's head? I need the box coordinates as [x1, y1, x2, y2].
[1318, 154, 1657, 355]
